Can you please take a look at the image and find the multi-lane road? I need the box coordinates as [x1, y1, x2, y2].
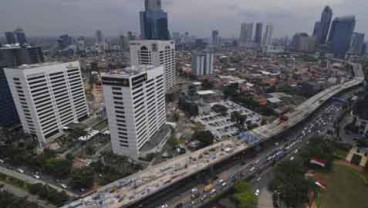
[62, 61, 364, 208]
[146, 102, 346, 208]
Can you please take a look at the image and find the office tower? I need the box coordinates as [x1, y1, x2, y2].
[127, 31, 136, 41]
[212, 30, 219, 46]
[5, 32, 17, 45]
[313, 6, 333, 44]
[348, 32, 365, 55]
[140, 0, 170, 40]
[191, 52, 214, 76]
[4, 62, 89, 144]
[239, 23, 254, 44]
[328, 16, 356, 57]
[129, 40, 176, 91]
[255, 23, 263, 45]
[119, 35, 129, 51]
[320, 6, 333, 44]
[96, 30, 104, 44]
[101, 65, 166, 158]
[14, 28, 28, 46]
[57, 34, 73, 50]
[0, 46, 44, 127]
[77, 36, 86, 54]
[292, 33, 316, 52]
[262, 24, 274, 46]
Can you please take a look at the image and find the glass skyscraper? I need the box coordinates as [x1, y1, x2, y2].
[313, 6, 332, 45]
[140, 0, 170, 40]
[328, 16, 356, 57]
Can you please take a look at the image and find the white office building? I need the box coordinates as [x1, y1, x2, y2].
[4, 62, 89, 144]
[192, 52, 214, 76]
[239, 23, 254, 44]
[129, 40, 176, 92]
[101, 65, 166, 158]
[262, 24, 274, 46]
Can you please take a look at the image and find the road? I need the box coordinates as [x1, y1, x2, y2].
[62, 62, 364, 208]
[159, 101, 346, 208]
[0, 165, 77, 197]
[0, 181, 55, 208]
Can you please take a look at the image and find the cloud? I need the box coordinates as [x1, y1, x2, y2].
[0, 0, 366, 39]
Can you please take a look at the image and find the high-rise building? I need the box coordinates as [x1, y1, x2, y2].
[101, 66, 166, 158]
[192, 52, 214, 76]
[4, 62, 89, 144]
[255, 23, 263, 45]
[328, 16, 356, 57]
[57, 34, 74, 50]
[348, 32, 365, 55]
[129, 40, 176, 91]
[239, 23, 254, 44]
[212, 30, 219, 46]
[96, 30, 104, 44]
[140, 0, 170, 40]
[14, 28, 28, 46]
[262, 24, 274, 46]
[5, 32, 17, 45]
[77, 36, 86, 54]
[314, 6, 333, 45]
[0, 46, 44, 127]
[292, 33, 316, 52]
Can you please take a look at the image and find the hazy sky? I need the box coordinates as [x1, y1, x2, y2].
[0, 0, 367, 39]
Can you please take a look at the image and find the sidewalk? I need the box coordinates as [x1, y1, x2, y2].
[258, 188, 274, 208]
[0, 181, 56, 208]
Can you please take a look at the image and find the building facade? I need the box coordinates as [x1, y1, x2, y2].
[292, 33, 316, 52]
[255, 23, 263, 45]
[0, 46, 44, 127]
[239, 23, 254, 44]
[101, 66, 166, 158]
[328, 16, 356, 57]
[140, 0, 170, 40]
[348, 32, 365, 55]
[192, 52, 214, 76]
[313, 6, 333, 45]
[4, 62, 89, 144]
[262, 24, 274, 46]
[129, 40, 176, 92]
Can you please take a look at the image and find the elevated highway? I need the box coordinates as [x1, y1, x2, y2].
[62, 62, 364, 208]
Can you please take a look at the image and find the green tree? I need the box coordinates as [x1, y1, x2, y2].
[231, 181, 257, 208]
[192, 131, 214, 147]
[269, 160, 309, 208]
[70, 167, 95, 190]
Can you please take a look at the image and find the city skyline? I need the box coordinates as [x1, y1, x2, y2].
[1, 0, 368, 39]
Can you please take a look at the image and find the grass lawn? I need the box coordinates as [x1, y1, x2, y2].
[317, 165, 368, 208]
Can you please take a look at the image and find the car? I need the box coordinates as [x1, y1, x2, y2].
[255, 189, 260, 196]
[250, 166, 255, 172]
[221, 182, 227, 187]
[218, 179, 224, 184]
[33, 174, 40, 179]
[256, 177, 262, 182]
[60, 183, 67, 189]
[210, 188, 216, 195]
[160, 204, 168, 208]
[17, 168, 24, 173]
[200, 194, 207, 201]
[290, 156, 295, 161]
[0, 159, 4, 163]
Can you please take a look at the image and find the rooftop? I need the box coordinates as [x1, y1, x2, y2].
[101, 65, 156, 78]
[9, 61, 78, 70]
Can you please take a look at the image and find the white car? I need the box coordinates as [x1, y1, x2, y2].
[250, 166, 255, 172]
[218, 179, 224, 184]
[0, 159, 4, 163]
[221, 182, 227, 187]
[60, 183, 67, 189]
[255, 189, 260, 196]
[17, 168, 24, 173]
[290, 156, 295, 161]
[33, 174, 40, 179]
[160, 204, 168, 208]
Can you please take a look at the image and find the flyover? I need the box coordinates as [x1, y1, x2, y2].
[62, 62, 364, 208]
